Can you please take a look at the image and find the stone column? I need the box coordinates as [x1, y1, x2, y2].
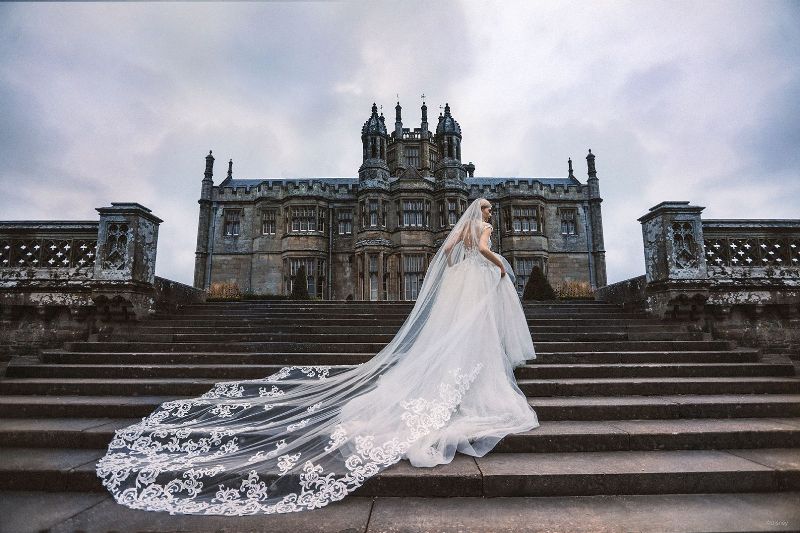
[637, 201, 709, 319]
[638, 201, 708, 282]
[95, 203, 162, 284]
[194, 151, 214, 289]
[378, 250, 385, 301]
[93, 202, 163, 319]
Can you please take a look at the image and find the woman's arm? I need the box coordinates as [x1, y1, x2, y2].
[478, 226, 506, 277]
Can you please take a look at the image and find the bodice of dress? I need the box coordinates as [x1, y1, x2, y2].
[463, 223, 493, 265]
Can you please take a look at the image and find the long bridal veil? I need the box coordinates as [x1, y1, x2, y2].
[97, 197, 537, 515]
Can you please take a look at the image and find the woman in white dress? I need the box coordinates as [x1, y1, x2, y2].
[97, 197, 539, 515]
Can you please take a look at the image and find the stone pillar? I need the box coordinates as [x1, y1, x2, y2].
[95, 203, 162, 284]
[638, 201, 708, 282]
[378, 251, 384, 301]
[93, 202, 163, 319]
[586, 150, 607, 287]
[194, 151, 214, 289]
[637, 201, 710, 319]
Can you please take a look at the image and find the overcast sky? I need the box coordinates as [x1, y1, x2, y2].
[1, 1, 798, 286]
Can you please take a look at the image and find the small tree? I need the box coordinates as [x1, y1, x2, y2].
[522, 266, 556, 301]
[290, 265, 310, 300]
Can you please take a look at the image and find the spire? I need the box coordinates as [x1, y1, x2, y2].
[204, 150, 214, 181]
[421, 94, 428, 132]
[568, 157, 574, 179]
[227, 159, 233, 181]
[394, 100, 403, 138]
[586, 149, 597, 178]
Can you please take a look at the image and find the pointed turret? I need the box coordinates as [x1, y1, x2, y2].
[433, 102, 465, 180]
[359, 103, 390, 181]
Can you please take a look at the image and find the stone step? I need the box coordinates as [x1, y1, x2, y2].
[139, 317, 675, 328]
[125, 323, 691, 335]
[517, 362, 795, 378]
[61, 340, 733, 354]
[168, 302, 621, 311]
[183, 301, 603, 308]
[93, 331, 705, 343]
[3, 376, 798, 397]
[2, 394, 798, 420]
[151, 311, 644, 320]
[3, 491, 799, 533]
[1, 447, 798, 497]
[8, 361, 791, 380]
[2, 417, 800, 453]
[40, 349, 761, 365]
[528, 395, 800, 420]
[518, 377, 800, 396]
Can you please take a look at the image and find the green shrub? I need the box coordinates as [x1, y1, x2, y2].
[290, 265, 310, 300]
[522, 266, 556, 300]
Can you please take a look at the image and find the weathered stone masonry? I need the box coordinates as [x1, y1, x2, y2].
[194, 101, 607, 299]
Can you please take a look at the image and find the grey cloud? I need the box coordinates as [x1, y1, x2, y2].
[0, 1, 798, 285]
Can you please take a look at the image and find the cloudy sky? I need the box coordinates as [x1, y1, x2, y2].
[1, 1, 798, 286]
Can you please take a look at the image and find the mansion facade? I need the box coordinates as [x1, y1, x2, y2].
[193, 101, 606, 300]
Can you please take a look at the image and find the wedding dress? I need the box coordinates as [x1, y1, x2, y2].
[97, 197, 539, 515]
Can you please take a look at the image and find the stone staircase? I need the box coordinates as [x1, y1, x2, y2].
[1, 300, 799, 532]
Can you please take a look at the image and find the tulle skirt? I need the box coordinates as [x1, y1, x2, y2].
[340, 252, 539, 467]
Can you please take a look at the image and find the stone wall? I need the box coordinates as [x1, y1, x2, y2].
[547, 253, 592, 285]
[594, 275, 647, 311]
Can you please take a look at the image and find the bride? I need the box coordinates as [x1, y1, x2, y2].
[97, 197, 539, 515]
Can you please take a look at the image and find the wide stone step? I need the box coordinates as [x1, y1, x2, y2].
[3, 491, 799, 533]
[2, 394, 798, 420]
[516, 362, 795, 379]
[517, 377, 800, 396]
[9, 361, 791, 380]
[63, 341, 388, 353]
[528, 395, 800, 420]
[2, 376, 799, 397]
[3, 417, 799, 453]
[151, 311, 643, 320]
[1, 447, 798, 497]
[169, 302, 624, 314]
[126, 323, 691, 335]
[181, 302, 621, 309]
[93, 331, 704, 343]
[140, 317, 674, 328]
[40, 349, 761, 365]
[61, 340, 732, 354]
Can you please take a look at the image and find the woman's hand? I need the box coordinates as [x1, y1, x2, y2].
[499, 265, 506, 278]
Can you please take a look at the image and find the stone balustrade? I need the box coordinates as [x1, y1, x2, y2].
[703, 220, 800, 276]
[0, 203, 205, 357]
[596, 201, 800, 356]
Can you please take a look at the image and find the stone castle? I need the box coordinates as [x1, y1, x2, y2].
[193, 101, 607, 299]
